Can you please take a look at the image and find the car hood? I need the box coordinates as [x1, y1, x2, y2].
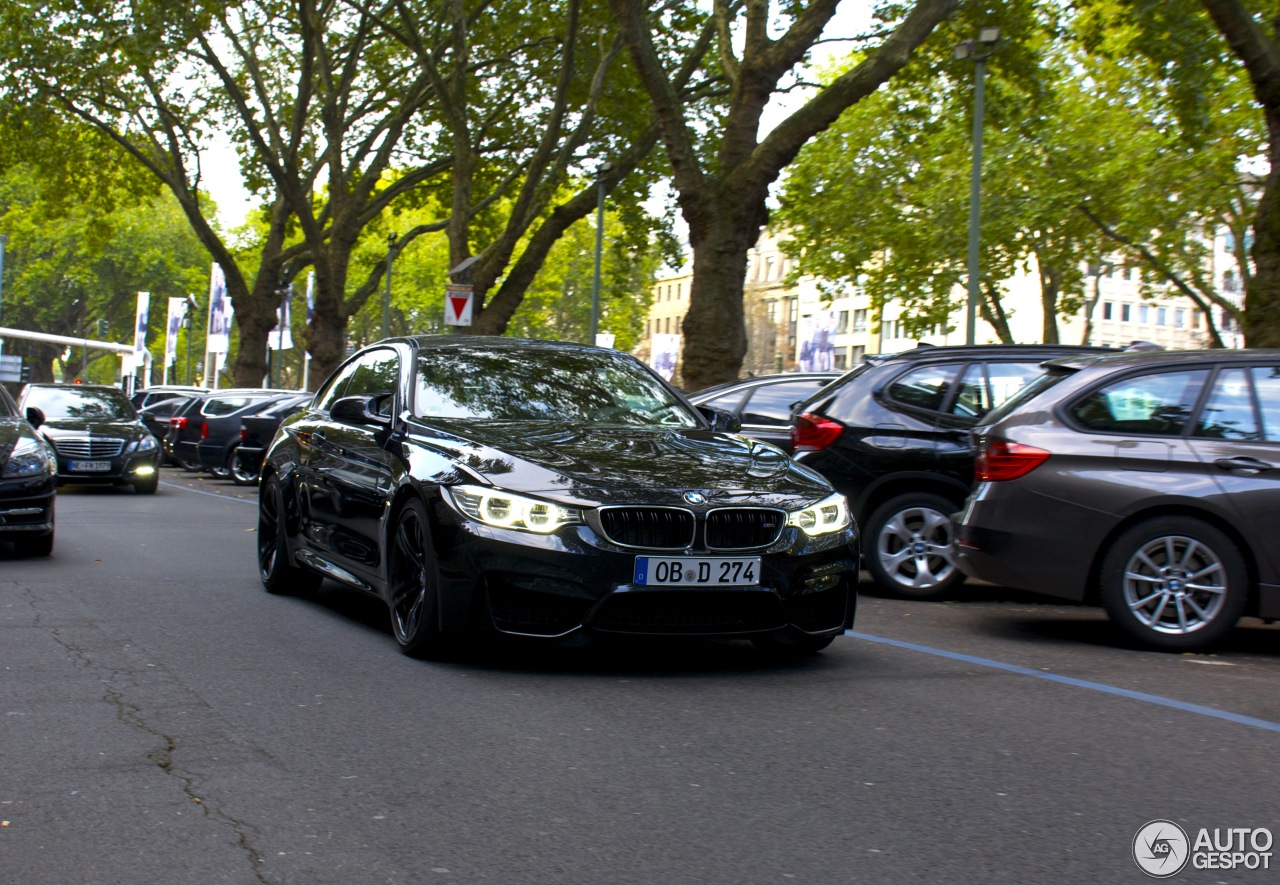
[38, 418, 145, 438]
[407, 419, 833, 505]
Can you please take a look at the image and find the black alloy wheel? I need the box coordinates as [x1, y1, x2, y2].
[1100, 516, 1248, 651]
[863, 492, 966, 600]
[258, 476, 321, 595]
[387, 498, 454, 660]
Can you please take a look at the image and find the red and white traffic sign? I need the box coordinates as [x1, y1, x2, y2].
[444, 284, 473, 326]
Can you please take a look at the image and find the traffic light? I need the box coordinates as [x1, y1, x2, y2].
[97, 318, 109, 337]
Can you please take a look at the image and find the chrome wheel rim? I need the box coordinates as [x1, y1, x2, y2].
[1122, 534, 1228, 635]
[876, 505, 956, 590]
[230, 453, 257, 484]
[390, 508, 429, 644]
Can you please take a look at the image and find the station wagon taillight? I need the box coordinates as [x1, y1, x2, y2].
[170, 417, 187, 430]
[791, 412, 843, 452]
[200, 421, 209, 439]
[975, 439, 1050, 482]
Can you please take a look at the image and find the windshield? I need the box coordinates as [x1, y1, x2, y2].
[25, 386, 135, 420]
[414, 347, 699, 428]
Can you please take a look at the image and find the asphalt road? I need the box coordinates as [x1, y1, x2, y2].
[1, 468, 1277, 884]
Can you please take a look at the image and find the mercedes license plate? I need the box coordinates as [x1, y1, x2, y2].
[633, 556, 760, 587]
[67, 460, 111, 472]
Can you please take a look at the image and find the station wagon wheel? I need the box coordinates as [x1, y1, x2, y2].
[229, 447, 258, 485]
[258, 476, 321, 595]
[387, 498, 453, 660]
[863, 493, 965, 600]
[1100, 517, 1247, 651]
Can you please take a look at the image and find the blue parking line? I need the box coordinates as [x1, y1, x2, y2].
[159, 480, 258, 506]
[849, 631, 1280, 734]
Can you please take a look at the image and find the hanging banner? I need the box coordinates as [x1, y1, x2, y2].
[649, 333, 680, 380]
[207, 263, 233, 354]
[269, 292, 293, 350]
[305, 272, 315, 323]
[165, 297, 186, 367]
[444, 284, 473, 326]
[133, 291, 150, 355]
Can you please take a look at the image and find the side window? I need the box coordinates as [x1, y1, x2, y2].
[700, 390, 746, 413]
[1071, 369, 1210, 436]
[987, 362, 1047, 409]
[314, 360, 362, 413]
[886, 363, 962, 413]
[950, 364, 989, 418]
[742, 381, 827, 426]
[1195, 368, 1260, 440]
[345, 349, 400, 417]
[1251, 367, 1280, 442]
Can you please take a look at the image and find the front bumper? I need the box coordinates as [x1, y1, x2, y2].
[54, 452, 160, 486]
[0, 475, 56, 535]
[430, 499, 859, 641]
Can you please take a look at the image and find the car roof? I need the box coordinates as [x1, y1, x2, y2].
[1046, 347, 1280, 372]
[866, 343, 1114, 366]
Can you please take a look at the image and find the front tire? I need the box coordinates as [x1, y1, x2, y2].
[387, 498, 455, 660]
[258, 476, 322, 596]
[1100, 517, 1247, 651]
[863, 493, 965, 599]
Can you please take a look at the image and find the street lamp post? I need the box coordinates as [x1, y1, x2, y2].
[955, 27, 1001, 345]
[589, 161, 614, 345]
[183, 295, 198, 385]
[383, 233, 397, 340]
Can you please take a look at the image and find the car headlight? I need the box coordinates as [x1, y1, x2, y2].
[786, 492, 850, 537]
[127, 434, 159, 454]
[3, 438, 53, 478]
[447, 484, 582, 534]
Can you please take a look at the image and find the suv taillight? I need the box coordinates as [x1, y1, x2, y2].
[200, 421, 209, 440]
[975, 439, 1050, 482]
[239, 428, 248, 442]
[170, 416, 187, 430]
[792, 412, 843, 452]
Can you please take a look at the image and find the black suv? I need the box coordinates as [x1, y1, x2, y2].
[791, 344, 1111, 598]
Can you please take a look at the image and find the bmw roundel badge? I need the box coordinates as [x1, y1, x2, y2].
[684, 492, 706, 505]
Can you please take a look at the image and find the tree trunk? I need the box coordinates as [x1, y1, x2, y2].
[1039, 260, 1061, 344]
[1244, 108, 1280, 346]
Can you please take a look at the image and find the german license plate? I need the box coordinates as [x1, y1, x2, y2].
[67, 460, 111, 472]
[634, 556, 761, 587]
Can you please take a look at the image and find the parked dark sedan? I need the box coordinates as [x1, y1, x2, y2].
[19, 383, 160, 494]
[164, 389, 289, 472]
[139, 396, 194, 461]
[688, 372, 843, 451]
[230, 393, 311, 485]
[259, 336, 858, 659]
[197, 391, 309, 479]
[956, 349, 1280, 650]
[790, 344, 1111, 599]
[0, 384, 57, 556]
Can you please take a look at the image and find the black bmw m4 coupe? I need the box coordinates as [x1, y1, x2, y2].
[258, 336, 858, 659]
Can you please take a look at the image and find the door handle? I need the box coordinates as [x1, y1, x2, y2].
[1214, 456, 1272, 475]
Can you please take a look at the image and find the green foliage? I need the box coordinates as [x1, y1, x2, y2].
[0, 163, 212, 382]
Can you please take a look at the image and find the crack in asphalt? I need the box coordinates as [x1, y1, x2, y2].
[30, 588, 273, 884]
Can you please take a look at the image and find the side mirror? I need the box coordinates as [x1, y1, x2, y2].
[25, 406, 45, 428]
[330, 395, 392, 428]
[698, 406, 741, 433]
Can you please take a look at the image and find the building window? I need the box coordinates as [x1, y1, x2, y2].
[1224, 269, 1240, 293]
[1157, 307, 1168, 326]
[1175, 309, 1185, 329]
[1139, 305, 1150, 324]
[837, 311, 849, 334]
[645, 320, 651, 339]
[1102, 301, 1113, 320]
[834, 353, 847, 370]
[1121, 303, 1131, 322]
[850, 345, 865, 365]
[853, 309, 868, 332]
[676, 316, 683, 333]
